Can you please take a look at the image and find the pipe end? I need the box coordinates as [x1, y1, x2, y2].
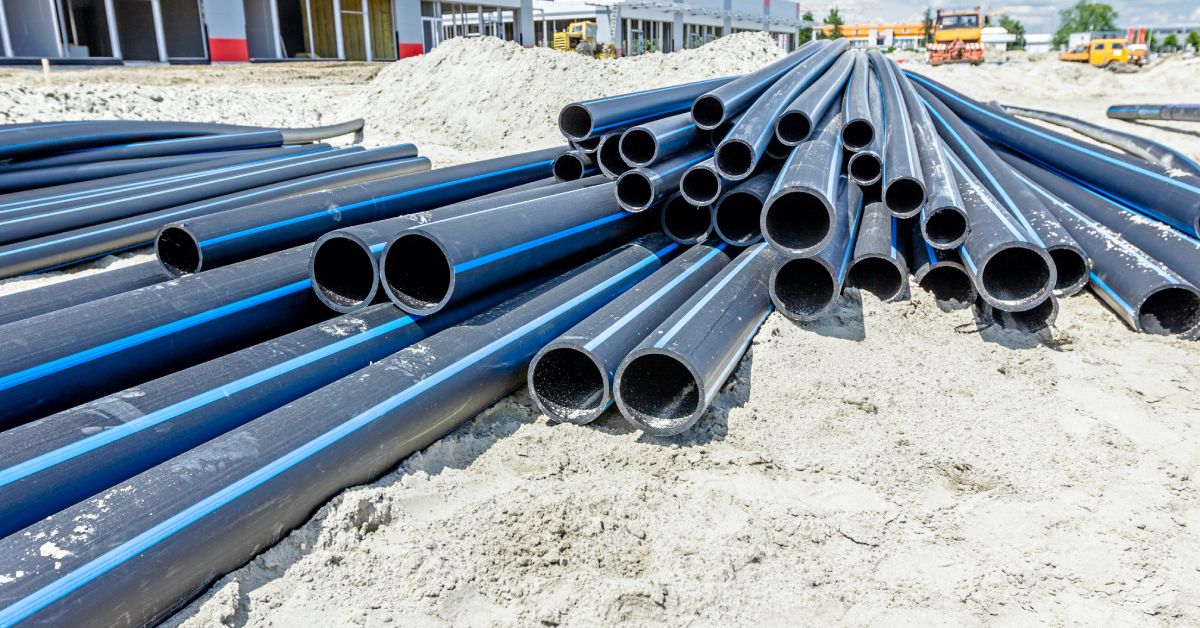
[155, 225, 203, 278]
[529, 345, 611, 425]
[614, 349, 705, 436]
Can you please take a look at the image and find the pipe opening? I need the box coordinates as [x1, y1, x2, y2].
[620, 129, 658, 165]
[662, 196, 711, 244]
[558, 104, 594, 140]
[597, 136, 631, 177]
[772, 257, 836, 319]
[383, 233, 452, 312]
[709, 120, 735, 148]
[616, 172, 654, 211]
[531, 347, 606, 423]
[1049, 248, 1088, 293]
[993, 298, 1057, 333]
[923, 207, 968, 247]
[156, 227, 202, 276]
[979, 247, 1051, 305]
[764, 136, 793, 161]
[692, 96, 726, 130]
[776, 111, 812, 145]
[763, 191, 831, 252]
[884, 177, 926, 216]
[846, 256, 904, 301]
[715, 140, 755, 178]
[552, 154, 585, 182]
[681, 167, 720, 205]
[841, 119, 874, 151]
[1138, 287, 1200, 335]
[918, 265, 975, 308]
[848, 152, 881, 185]
[312, 237, 376, 309]
[714, 191, 764, 244]
[574, 136, 601, 152]
[618, 352, 701, 433]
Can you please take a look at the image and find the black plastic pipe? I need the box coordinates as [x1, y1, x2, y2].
[571, 136, 601, 154]
[976, 296, 1059, 333]
[869, 53, 926, 218]
[846, 198, 908, 301]
[691, 41, 824, 130]
[0, 129, 284, 173]
[615, 146, 712, 212]
[154, 147, 563, 276]
[552, 150, 595, 181]
[776, 51, 854, 146]
[660, 194, 712, 244]
[0, 234, 676, 627]
[276, 119, 365, 144]
[909, 73, 1200, 238]
[769, 179, 862, 320]
[715, 41, 847, 181]
[0, 261, 164, 326]
[678, 156, 729, 206]
[594, 133, 631, 179]
[711, 166, 780, 246]
[846, 68, 883, 186]
[0, 149, 296, 193]
[385, 182, 655, 315]
[529, 241, 730, 424]
[906, 224, 977, 310]
[840, 52, 875, 151]
[615, 242, 776, 435]
[619, 112, 702, 167]
[0, 119, 263, 161]
[761, 106, 844, 256]
[1107, 104, 1200, 122]
[558, 76, 737, 140]
[896, 74, 969, 249]
[0, 244, 329, 429]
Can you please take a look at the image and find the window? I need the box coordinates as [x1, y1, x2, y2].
[1094, 43, 1105, 49]
[1112, 43, 1123, 50]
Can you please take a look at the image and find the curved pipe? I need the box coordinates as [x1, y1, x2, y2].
[1106, 104, 1200, 123]
[0, 120, 264, 161]
[277, 119, 365, 144]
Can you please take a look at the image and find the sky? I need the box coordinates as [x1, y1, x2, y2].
[820, 0, 1200, 34]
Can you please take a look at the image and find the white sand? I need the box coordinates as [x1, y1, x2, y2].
[3, 35, 1200, 625]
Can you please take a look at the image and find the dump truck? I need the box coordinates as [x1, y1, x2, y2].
[927, 8, 985, 66]
[1059, 37, 1145, 67]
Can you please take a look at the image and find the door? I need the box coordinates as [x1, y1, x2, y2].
[340, 0, 365, 60]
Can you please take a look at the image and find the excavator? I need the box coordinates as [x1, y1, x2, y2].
[927, 8, 985, 66]
[552, 21, 617, 58]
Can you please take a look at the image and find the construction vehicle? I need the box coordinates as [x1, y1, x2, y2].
[552, 21, 617, 58]
[1059, 37, 1145, 67]
[927, 8, 985, 66]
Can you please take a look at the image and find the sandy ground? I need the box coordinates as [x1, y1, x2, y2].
[4, 35, 1200, 626]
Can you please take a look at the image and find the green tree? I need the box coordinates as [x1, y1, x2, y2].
[799, 11, 815, 43]
[1148, 31, 1158, 52]
[999, 15, 1026, 49]
[824, 7, 844, 39]
[1187, 30, 1200, 54]
[1162, 33, 1178, 51]
[1053, 1, 1118, 48]
[921, 7, 934, 45]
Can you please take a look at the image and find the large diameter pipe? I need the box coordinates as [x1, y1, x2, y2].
[0, 130, 285, 173]
[906, 223, 977, 310]
[384, 182, 656, 315]
[776, 51, 854, 146]
[1106, 104, 1200, 123]
[0, 271, 540, 540]
[618, 111, 703, 167]
[840, 51, 875, 151]
[154, 147, 563, 276]
[678, 156, 729, 206]
[715, 41, 848, 181]
[0, 245, 329, 429]
[691, 41, 825, 130]
[529, 241, 729, 424]
[0, 234, 677, 627]
[909, 73, 1200, 238]
[846, 199, 908, 301]
[558, 76, 737, 140]
[0, 262, 165, 326]
[761, 105, 844, 256]
[769, 179, 863, 321]
[660, 194, 712, 244]
[615, 147, 712, 212]
[895, 70, 969, 249]
[615, 242, 775, 436]
[711, 166, 780, 246]
[869, 52, 926, 218]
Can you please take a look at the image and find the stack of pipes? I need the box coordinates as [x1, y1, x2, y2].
[1, 43, 1199, 625]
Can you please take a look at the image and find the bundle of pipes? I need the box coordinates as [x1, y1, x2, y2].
[3, 50, 1200, 626]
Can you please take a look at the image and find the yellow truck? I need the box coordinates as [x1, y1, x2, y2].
[1059, 38, 1145, 67]
[927, 8, 985, 66]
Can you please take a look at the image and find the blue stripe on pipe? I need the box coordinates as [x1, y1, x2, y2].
[1089, 272, 1136, 315]
[43, 131, 280, 155]
[702, 304, 773, 407]
[960, 248, 978, 273]
[593, 106, 700, 134]
[0, 311, 419, 489]
[0, 280, 311, 394]
[453, 211, 635, 273]
[198, 160, 555, 247]
[907, 73, 1200, 196]
[837, 193, 865, 284]
[658, 123, 697, 139]
[943, 150, 1027, 241]
[0, 241, 675, 626]
[890, 216, 900, 259]
[584, 76, 731, 105]
[655, 152, 713, 178]
[584, 242, 721, 351]
[655, 242, 768, 348]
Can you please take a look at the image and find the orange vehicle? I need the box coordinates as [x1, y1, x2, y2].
[927, 8, 985, 66]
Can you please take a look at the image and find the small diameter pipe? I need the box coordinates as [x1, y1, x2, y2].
[0, 149, 291, 194]
[906, 224, 977, 310]
[0, 261, 165, 326]
[615, 147, 713, 213]
[595, 133, 632, 179]
[558, 76, 737, 140]
[679, 156, 729, 206]
[571, 136, 602, 154]
[976, 296, 1059, 333]
[869, 52, 926, 218]
[761, 106, 844, 256]
[769, 179, 863, 321]
[154, 147, 564, 276]
[691, 40, 825, 130]
[615, 242, 776, 436]
[840, 52, 875, 151]
[0, 245, 329, 429]
[846, 68, 883, 186]
[276, 118, 365, 143]
[916, 85, 1088, 296]
[707, 111, 744, 149]
[715, 41, 848, 181]
[763, 136, 795, 162]
[846, 198, 908, 302]
[529, 241, 729, 424]
[660, 194, 712, 244]
[618, 111, 702, 167]
[0, 119, 263, 161]
[0, 130, 285, 172]
[311, 178, 604, 313]
[944, 146, 1056, 312]
[897, 74, 969, 249]
[776, 52, 854, 146]
[1106, 104, 1200, 123]
[384, 182, 656, 315]
[711, 166, 780, 246]
[552, 150, 595, 182]
[0, 235, 677, 628]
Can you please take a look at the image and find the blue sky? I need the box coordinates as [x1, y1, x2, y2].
[823, 0, 1200, 34]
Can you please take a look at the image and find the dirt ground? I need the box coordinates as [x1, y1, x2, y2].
[3, 36, 1200, 626]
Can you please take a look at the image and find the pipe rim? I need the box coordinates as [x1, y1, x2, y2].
[661, 195, 712, 245]
[883, 176, 927, 218]
[596, 134, 631, 179]
[1135, 284, 1200, 337]
[712, 190, 766, 246]
[614, 347, 706, 436]
[528, 343, 611, 425]
[618, 128, 659, 167]
[679, 165, 722, 206]
[921, 205, 970, 249]
[988, 297, 1059, 333]
[847, 151, 882, 186]
[841, 118, 875, 151]
[760, 186, 835, 256]
[714, 138, 756, 181]
[615, 169, 657, 213]
[380, 231, 455, 315]
[769, 256, 839, 321]
[155, 224, 204, 278]
[691, 95, 727, 131]
[914, 262, 976, 310]
[775, 110, 813, 146]
[976, 242, 1056, 312]
[558, 104, 595, 141]
[1047, 245, 1090, 297]
[846, 254, 907, 302]
[309, 232, 379, 313]
[573, 135, 602, 153]
[552, 153, 586, 183]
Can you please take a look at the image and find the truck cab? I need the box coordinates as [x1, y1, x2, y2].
[1059, 38, 1142, 67]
